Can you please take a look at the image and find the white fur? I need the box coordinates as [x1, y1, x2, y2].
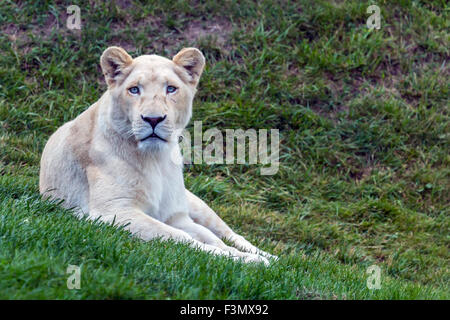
[39, 47, 276, 265]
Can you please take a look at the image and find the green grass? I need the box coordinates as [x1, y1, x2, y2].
[0, 0, 449, 299]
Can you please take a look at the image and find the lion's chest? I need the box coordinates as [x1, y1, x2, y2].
[138, 159, 187, 222]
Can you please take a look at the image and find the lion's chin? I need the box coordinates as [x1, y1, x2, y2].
[137, 138, 169, 153]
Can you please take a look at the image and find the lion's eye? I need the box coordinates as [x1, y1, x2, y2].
[128, 86, 140, 95]
[166, 85, 177, 94]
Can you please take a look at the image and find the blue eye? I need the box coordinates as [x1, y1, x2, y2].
[128, 86, 140, 94]
[166, 85, 177, 94]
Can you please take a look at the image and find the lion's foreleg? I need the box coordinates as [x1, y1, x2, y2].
[88, 208, 266, 263]
[166, 212, 269, 265]
[185, 190, 277, 260]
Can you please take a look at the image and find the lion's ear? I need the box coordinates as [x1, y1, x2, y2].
[100, 46, 133, 86]
[172, 48, 205, 87]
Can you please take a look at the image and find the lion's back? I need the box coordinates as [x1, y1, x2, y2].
[39, 111, 93, 215]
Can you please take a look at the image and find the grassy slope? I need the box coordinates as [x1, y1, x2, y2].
[0, 0, 448, 299]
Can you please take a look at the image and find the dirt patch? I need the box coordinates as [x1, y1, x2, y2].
[2, 0, 234, 57]
[107, 14, 233, 56]
[2, 8, 82, 54]
[2, 23, 31, 44]
[307, 72, 350, 122]
[182, 19, 232, 46]
[151, 17, 234, 56]
[113, 0, 134, 10]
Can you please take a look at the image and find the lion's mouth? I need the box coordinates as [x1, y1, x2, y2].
[140, 132, 167, 142]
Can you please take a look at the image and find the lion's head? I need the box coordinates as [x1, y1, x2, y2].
[100, 46, 205, 152]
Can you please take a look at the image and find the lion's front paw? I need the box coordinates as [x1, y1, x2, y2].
[241, 246, 278, 262]
[230, 235, 277, 261]
[258, 250, 278, 261]
[239, 253, 270, 266]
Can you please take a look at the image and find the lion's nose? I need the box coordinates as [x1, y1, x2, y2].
[141, 115, 167, 129]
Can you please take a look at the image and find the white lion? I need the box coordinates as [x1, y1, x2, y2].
[39, 46, 275, 264]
